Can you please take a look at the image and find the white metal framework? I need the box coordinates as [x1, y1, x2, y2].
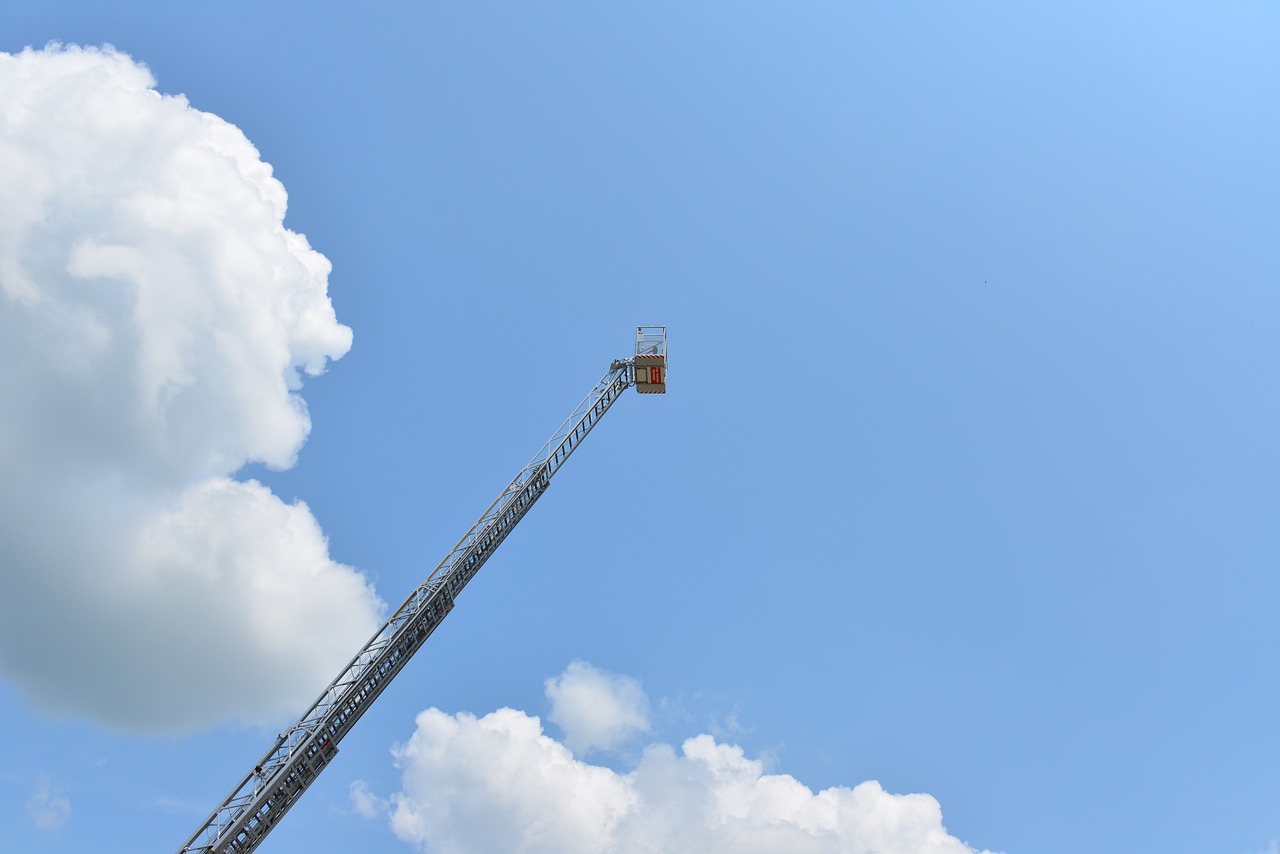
[634, 325, 667, 394]
[179, 330, 664, 854]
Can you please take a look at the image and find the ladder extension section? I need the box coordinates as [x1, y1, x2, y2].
[179, 362, 637, 854]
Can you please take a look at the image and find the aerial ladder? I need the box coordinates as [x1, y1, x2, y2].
[178, 327, 668, 854]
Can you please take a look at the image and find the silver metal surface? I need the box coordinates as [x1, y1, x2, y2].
[179, 357, 640, 854]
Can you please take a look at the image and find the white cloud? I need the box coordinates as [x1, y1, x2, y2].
[27, 773, 70, 831]
[386, 707, 634, 854]
[0, 44, 382, 731]
[545, 660, 650, 755]
[349, 780, 388, 820]
[355, 663, 996, 854]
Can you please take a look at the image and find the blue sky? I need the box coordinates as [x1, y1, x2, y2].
[1, 3, 1277, 853]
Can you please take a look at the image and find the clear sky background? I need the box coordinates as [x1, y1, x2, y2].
[0, 3, 1277, 853]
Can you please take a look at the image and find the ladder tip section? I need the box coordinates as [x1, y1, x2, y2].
[181, 329, 663, 854]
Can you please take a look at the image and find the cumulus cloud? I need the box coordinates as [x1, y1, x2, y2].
[27, 773, 71, 831]
[349, 780, 387, 820]
[546, 660, 650, 755]
[0, 44, 382, 730]
[355, 663, 996, 854]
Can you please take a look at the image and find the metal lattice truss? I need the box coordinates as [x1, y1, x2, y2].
[179, 361, 638, 854]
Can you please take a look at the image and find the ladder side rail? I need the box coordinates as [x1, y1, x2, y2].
[544, 369, 631, 480]
[196, 466, 558, 853]
[180, 363, 634, 854]
[180, 470, 553, 854]
[382, 362, 633, 609]
[512, 364, 634, 485]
